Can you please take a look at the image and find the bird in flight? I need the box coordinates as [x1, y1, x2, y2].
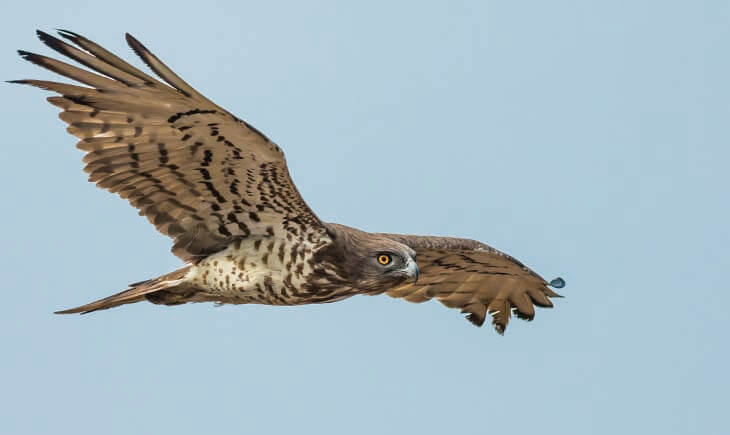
[13, 30, 565, 334]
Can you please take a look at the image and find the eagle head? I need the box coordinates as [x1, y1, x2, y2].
[319, 223, 419, 294]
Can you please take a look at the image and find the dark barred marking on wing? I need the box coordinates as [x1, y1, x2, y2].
[13, 30, 330, 262]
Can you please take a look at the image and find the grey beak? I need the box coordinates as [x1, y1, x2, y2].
[407, 259, 419, 284]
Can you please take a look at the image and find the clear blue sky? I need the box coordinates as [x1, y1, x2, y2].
[2, 1, 727, 434]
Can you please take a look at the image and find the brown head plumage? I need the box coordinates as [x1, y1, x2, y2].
[310, 223, 419, 294]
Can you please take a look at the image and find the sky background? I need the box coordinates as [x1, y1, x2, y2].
[1, 1, 728, 434]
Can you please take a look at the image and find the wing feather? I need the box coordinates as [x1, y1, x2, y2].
[381, 233, 564, 334]
[124, 33, 214, 104]
[37, 30, 147, 87]
[56, 29, 166, 86]
[16, 50, 125, 89]
[14, 30, 328, 262]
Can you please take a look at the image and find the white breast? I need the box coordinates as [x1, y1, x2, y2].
[186, 235, 318, 305]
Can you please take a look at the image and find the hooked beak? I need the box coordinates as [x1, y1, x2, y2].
[406, 258, 419, 284]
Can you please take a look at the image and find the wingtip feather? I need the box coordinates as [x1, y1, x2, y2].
[124, 33, 144, 53]
[54, 307, 86, 315]
[36, 29, 60, 47]
[55, 29, 91, 51]
[35, 30, 77, 59]
[56, 28, 81, 39]
[124, 33, 154, 71]
[15, 50, 48, 67]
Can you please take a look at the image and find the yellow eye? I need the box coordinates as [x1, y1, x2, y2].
[377, 254, 392, 265]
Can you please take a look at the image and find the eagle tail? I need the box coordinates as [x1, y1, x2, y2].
[55, 266, 192, 314]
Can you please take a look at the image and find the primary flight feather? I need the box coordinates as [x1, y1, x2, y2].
[13, 30, 565, 334]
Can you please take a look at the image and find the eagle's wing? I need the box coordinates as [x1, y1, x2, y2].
[380, 234, 565, 334]
[13, 30, 328, 261]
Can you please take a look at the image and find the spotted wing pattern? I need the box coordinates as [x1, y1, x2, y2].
[381, 234, 564, 334]
[13, 30, 327, 261]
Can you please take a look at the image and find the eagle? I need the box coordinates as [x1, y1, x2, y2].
[12, 30, 565, 334]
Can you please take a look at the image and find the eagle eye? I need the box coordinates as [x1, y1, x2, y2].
[377, 254, 392, 265]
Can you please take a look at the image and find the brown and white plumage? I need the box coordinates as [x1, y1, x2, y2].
[14, 30, 565, 334]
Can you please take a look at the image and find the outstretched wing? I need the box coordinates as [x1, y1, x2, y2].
[381, 234, 565, 334]
[13, 30, 327, 262]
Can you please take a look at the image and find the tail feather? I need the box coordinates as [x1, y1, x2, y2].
[55, 266, 191, 314]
